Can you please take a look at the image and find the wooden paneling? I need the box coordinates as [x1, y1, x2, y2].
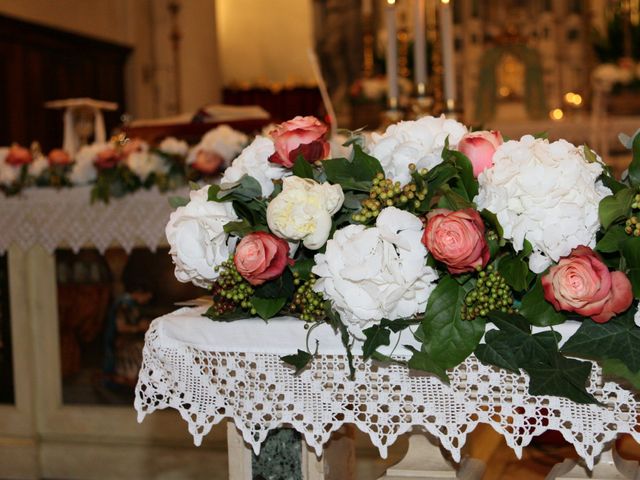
[0, 14, 130, 150]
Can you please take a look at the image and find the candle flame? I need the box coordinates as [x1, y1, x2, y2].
[441, 0, 450, 4]
[387, 0, 396, 4]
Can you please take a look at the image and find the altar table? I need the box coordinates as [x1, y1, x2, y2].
[135, 306, 640, 479]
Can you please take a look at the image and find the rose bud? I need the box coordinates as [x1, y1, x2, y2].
[268, 116, 330, 168]
[48, 149, 72, 166]
[191, 150, 224, 176]
[5, 145, 32, 166]
[422, 208, 490, 274]
[233, 231, 292, 286]
[94, 148, 122, 169]
[542, 246, 633, 323]
[457, 130, 503, 177]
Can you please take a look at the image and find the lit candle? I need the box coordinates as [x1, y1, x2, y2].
[439, 0, 456, 112]
[414, 0, 427, 97]
[386, 0, 399, 110]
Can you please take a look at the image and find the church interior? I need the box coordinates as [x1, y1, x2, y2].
[1, 1, 640, 479]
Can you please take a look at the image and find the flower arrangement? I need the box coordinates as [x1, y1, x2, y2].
[167, 114, 640, 403]
[0, 125, 248, 202]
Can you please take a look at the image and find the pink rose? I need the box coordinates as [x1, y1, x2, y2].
[234, 231, 292, 286]
[192, 150, 224, 175]
[94, 148, 122, 169]
[542, 246, 633, 323]
[122, 138, 146, 157]
[422, 208, 490, 274]
[5, 145, 32, 166]
[268, 116, 330, 168]
[457, 130, 503, 177]
[48, 149, 72, 166]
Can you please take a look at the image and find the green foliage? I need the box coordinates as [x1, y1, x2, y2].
[562, 310, 640, 374]
[599, 188, 635, 229]
[250, 296, 288, 320]
[621, 237, 640, 297]
[519, 278, 567, 327]
[292, 156, 314, 179]
[281, 350, 314, 374]
[168, 195, 189, 209]
[362, 324, 391, 360]
[475, 312, 597, 404]
[497, 255, 530, 292]
[322, 145, 384, 192]
[602, 358, 640, 390]
[628, 127, 640, 188]
[253, 268, 296, 299]
[596, 225, 628, 253]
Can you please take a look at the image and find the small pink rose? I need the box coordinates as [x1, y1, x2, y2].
[192, 150, 224, 175]
[234, 231, 292, 286]
[542, 246, 633, 323]
[48, 149, 72, 166]
[422, 208, 489, 274]
[5, 145, 32, 166]
[94, 148, 122, 169]
[268, 116, 330, 168]
[458, 130, 503, 177]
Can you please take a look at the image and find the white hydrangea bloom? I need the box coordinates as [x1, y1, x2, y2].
[126, 151, 169, 182]
[220, 136, 288, 197]
[312, 207, 438, 334]
[158, 136, 189, 156]
[187, 125, 248, 167]
[69, 143, 109, 185]
[367, 115, 467, 186]
[165, 186, 238, 288]
[635, 305, 640, 328]
[0, 147, 19, 186]
[28, 155, 48, 178]
[474, 135, 611, 273]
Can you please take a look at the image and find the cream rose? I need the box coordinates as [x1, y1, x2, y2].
[165, 186, 238, 288]
[126, 151, 169, 182]
[158, 136, 189, 157]
[266, 176, 344, 249]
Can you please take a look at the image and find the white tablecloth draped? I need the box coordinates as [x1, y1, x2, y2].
[134, 306, 640, 468]
[0, 187, 185, 253]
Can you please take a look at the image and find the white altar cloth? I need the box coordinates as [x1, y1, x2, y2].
[135, 306, 640, 469]
[0, 186, 186, 253]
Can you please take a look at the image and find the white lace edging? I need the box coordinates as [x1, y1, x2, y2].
[134, 321, 640, 469]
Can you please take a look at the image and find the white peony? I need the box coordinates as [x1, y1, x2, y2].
[165, 186, 238, 288]
[220, 136, 288, 197]
[474, 135, 611, 273]
[126, 151, 169, 182]
[312, 207, 438, 332]
[69, 143, 108, 185]
[158, 136, 189, 156]
[267, 176, 344, 249]
[187, 125, 248, 167]
[367, 115, 467, 186]
[0, 147, 19, 187]
[28, 155, 48, 178]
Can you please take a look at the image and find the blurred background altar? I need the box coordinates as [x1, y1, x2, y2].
[0, 1, 639, 479]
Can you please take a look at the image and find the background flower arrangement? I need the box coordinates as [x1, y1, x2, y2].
[167, 113, 640, 403]
[0, 125, 248, 202]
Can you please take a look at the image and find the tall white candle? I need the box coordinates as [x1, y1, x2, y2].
[439, 0, 456, 111]
[385, 0, 399, 110]
[414, 0, 427, 97]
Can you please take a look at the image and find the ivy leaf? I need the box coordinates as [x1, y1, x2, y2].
[292, 156, 314, 179]
[628, 129, 640, 188]
[281, 350, 313, 375]
[380, 317, 421, 332]
[561, 311, 640, 373]
[250, 296, 287, 320]
[438, 185, 475, 211]
[480, 209, 504, 238]
[406, 347, 450, 383]
[351, 144, 384, 179]
[596, 225, 628, 253]
[223, 219, 267, 237]
[168, 195, 188, 208]
[421, 276, 485, 368]
[423, 162, 458, 207]
[599, 173, 627, 194]
[498, 255, 530, 292]
[289, 258, 315, 280]
[253, 268, 296, 299]
[602, 358, 640, 390]
[519, 278, 567, 327]
[524, 354, 597, 404]
[474, 329, 519, 373]
[621, 237, 640, 298]
[599, 188, 635, 230]
[219, 175, 263, 201]
[362, 324, 391, 360]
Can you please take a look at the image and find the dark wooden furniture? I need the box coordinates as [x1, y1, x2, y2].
[0, 14, 130, 151]
[223, 86, 324, 123]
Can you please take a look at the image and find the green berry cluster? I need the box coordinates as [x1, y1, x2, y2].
[625, 194, 640, 236]
[210, 257, 256, 316]
[460, 265, 515, 321]
[352, 166, 429, 222]
[291, 273, 325, 322]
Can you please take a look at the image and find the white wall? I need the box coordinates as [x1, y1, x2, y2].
[216, 0, 315, 86]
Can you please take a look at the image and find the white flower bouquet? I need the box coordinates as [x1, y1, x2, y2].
[167, 115, 640, 403]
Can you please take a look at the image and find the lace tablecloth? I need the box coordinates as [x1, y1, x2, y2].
[0, 187, 185, 253]
[134, 306, 640, 469]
